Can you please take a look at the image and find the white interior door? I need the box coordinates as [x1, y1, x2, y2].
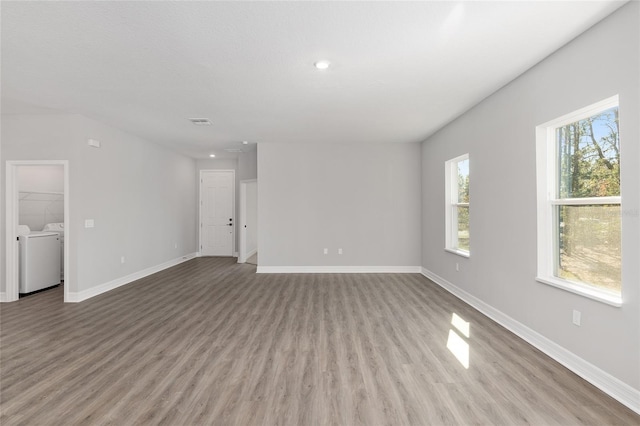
[200, 170, 235, 256]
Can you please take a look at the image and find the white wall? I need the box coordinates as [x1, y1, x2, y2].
[238, 149, 258, 183]
[258, 142, 421, 267]
[245, 181, 258, 256]
[18, 165, 64, 193]
[18, 165, 65, 231]
[1, 113, 197, 295]
[421, 2, 639, 391]
[196, 158, 237, 171]
[240, 150, 258, 257]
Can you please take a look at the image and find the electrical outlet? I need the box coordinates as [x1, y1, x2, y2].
[572, 310, 581, 326]
[323, 248, 328, 255]
[121, 256, 125, 264]
[455, 263, 459, 272]
[85, 219, 95, 228]
[174, 243, 178, 249]
[338, 248, 343, 255]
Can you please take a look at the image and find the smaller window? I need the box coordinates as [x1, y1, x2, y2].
[445, 154, 470, 257]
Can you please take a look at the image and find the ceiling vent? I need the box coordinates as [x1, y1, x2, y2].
[189, 118, 212, 125]
[224, 148, 244, 153]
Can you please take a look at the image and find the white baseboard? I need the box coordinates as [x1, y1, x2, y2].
[246, 248, 257, 259]
[420, 267, 640, 415]
[257, 265, 421, 274]
[0, 292, 7, 303]
[67, 253, 197, 303]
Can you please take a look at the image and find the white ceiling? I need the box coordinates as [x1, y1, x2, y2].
[1, 1, 626, 159]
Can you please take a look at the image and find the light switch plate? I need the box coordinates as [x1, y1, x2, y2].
[85, 219, 95, 228]
[572, 310, 581, 326]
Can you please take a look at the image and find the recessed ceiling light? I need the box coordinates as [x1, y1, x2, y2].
[314, 60, 330, 70]
[189, 118, 212, 125]
[209, 154, 216, 158]
[242, 141, 249, 145]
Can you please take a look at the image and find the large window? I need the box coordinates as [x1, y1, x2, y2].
[445, 154, 470, 256]
[536, 96, 621, 306]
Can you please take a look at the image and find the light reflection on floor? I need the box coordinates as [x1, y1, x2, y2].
[447, 312, 471, 369]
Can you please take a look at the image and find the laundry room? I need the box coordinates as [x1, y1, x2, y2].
[16, 164, 65, 296]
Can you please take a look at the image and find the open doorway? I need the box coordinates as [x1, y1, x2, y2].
[5, 160, 70, 302]
[238, 179, 257, 265]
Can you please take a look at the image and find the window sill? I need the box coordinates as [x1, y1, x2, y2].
[445, 248, 470, 258]
[536, 276, 622, 307]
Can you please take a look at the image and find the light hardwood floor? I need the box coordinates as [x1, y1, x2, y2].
[1, 257, 638, 425]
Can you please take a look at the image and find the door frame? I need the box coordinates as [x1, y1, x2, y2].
[198, 169, 235, 257]
[238, 179, 257, 264]
[4, 160, 70, 303]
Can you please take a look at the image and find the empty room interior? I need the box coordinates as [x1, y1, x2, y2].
[1, 1, 639, 425]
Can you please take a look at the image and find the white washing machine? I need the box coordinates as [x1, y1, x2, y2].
[19, 227, 61, 294]
[42, 222, 64, 279]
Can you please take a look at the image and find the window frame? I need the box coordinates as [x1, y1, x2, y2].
[535, 95, 622, 307]
[445, 153, 470, 258]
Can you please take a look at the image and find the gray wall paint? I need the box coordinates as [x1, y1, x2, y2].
[246, 181, 258, 255]
[1, 114, 197, 294]
[421, 3, 639, 389]
[18, 165, 65, 231]
[258, 142, 421, 267]
[238, 149, 258, 184]
[195, 149, 258, 254]
[240, 150, 258, 256]
[18, 165, 64, 193]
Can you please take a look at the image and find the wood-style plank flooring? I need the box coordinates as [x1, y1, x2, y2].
[1, 257, 638, 425]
